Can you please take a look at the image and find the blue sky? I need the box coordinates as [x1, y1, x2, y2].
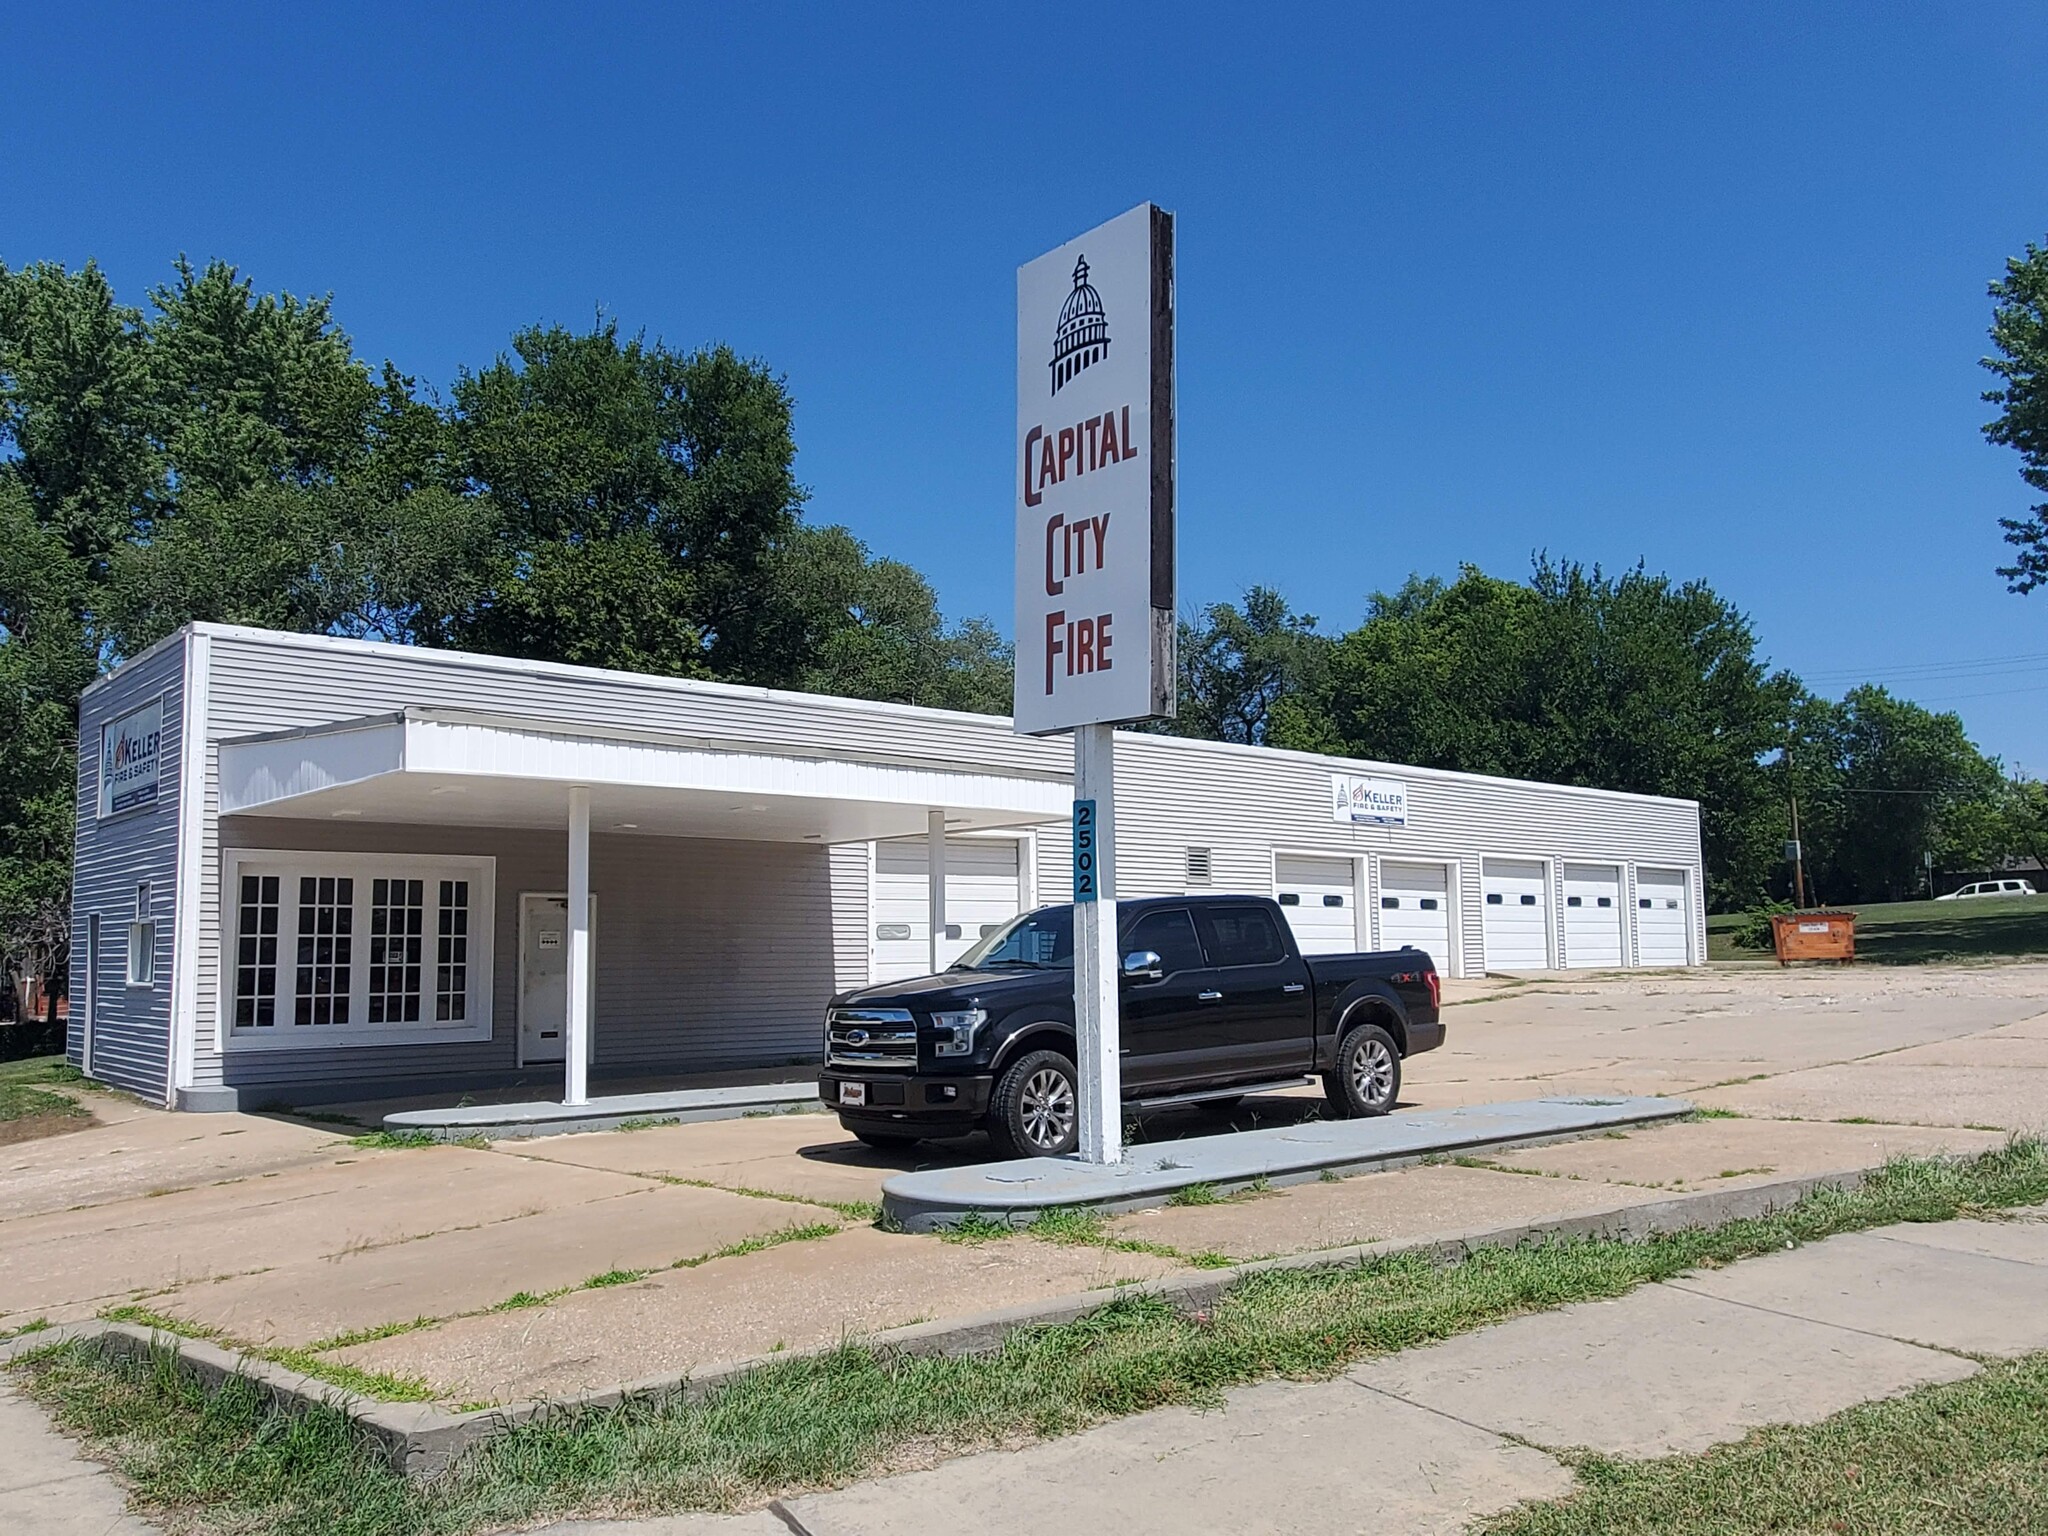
[8, 4, 2048, 767]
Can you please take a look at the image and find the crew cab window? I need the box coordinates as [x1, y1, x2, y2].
[955, 906, 1073, 969]
[1196, 905, 1288, 967]
[1123, 908, 1205, 975]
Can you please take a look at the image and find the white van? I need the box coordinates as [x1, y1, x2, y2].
[1936, 879, 2038, 901]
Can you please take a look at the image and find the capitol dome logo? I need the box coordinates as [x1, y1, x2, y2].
[1050, 255, 1110, 396]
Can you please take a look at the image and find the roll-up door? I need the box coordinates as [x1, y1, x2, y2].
[873, 837, 1023, 982]
[1635, 866, 1692, 967]
[1274, 854, 1358, 954]
[1561, 862, 1624, 969]
[1377, 860, 1452, 975]
[1481, 858, 1551, 972]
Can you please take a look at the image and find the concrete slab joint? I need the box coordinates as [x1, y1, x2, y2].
[0, 1159, 1886, 1482]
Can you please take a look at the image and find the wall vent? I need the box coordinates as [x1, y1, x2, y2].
[1185, 847, 1213, 887]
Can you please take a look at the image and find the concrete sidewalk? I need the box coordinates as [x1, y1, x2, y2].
[544, 1203, 2048, 1536]
[11, 1204, 2047, 1534]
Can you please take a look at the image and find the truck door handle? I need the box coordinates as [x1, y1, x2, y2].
[1197, 990, 1223, 1002]
[1282, 983, 1305, 993]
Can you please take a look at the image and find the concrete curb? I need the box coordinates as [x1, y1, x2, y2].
[882, 1095, 1693, 1230]
[0, 1163, 1883, 1480]
[383, 1082, 825, 1141]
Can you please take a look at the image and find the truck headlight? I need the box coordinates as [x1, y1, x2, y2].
[928, 1008, 988, 1058]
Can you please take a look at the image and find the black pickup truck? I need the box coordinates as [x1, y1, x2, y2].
[819, 893, 1443, 1158]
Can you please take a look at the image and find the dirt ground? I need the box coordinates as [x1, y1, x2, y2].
[3, 962, 2042, 1406]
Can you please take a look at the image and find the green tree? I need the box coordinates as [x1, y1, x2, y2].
[1983, 237, 2048, 592]
[448, 323, 804, 679]
[1166, 586, 1333, 747]
[1295, 560, 1799, 908]
[1794, 688, 2007, 903]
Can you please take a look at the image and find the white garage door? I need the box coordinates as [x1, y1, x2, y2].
[1275, 855, 1358, 954]
[1377, 860, 1452, 975]
[1561, 862, 1624, 970]
[873, 837, 1024, 982]
[1481, 858, 1551, 972]
[1635, 866, 1692, 967]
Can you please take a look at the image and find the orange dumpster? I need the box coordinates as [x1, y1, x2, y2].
[1770, 911, 1855, 966]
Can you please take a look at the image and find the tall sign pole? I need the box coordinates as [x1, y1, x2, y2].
[1015, 204, 1176, 1164]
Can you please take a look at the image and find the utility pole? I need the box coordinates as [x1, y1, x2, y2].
[1790, 791, 1808, 910]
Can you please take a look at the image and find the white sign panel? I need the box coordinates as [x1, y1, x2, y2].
[1331, 773, 1408, 828]
[99, 699, 164, 818]
[1014, 203, 1175, 735]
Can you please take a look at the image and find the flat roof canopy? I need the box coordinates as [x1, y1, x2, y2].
[219, 707, 1070, 845]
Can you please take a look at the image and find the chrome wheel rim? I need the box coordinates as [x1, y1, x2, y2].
[1350, 1037, 1395, 1108]
[1020, 1068, 1077, 1149]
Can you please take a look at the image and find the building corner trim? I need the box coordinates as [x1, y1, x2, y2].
[168, 631, 212, 1107]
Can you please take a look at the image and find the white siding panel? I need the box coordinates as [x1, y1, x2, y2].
[872, 836, 1025, 980]
[70, 637, 186, 1102]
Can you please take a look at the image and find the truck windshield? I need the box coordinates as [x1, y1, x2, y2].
[953, 906, 1074, 969]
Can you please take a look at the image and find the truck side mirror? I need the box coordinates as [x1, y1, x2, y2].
[1121, 950, 1163, 981]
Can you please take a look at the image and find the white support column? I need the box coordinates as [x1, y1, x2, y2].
[1073, 723, 1122, 1164]
[926, 807, 947, 974]
[565, 785, 591, 1106]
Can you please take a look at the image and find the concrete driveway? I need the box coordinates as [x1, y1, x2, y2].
[3, 962, 2042, 1408]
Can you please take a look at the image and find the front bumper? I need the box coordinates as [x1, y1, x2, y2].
[817, 1069, 995, 1135]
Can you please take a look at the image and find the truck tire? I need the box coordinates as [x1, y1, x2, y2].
[989, 1048, 1080, 1159]
[1325, 1021, 1401, 1118]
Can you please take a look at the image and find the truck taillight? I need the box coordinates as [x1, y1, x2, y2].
[1426, 970, 1440, 1010]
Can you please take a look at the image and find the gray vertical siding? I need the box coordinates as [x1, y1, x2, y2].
[70, 633, 188, 1101]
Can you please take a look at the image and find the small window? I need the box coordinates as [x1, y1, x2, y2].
[980, 924, 1003, 938]
[943, 923, 962, 940]
[876, 923, 912, 941]
[1566, 896, 1583, 908]
[126, 919, 155, 987]
[294, 875, 354, 1027]
[1520, 894, 1537, 906]
[1381, 896, 1400, 909]
[234, 874, 281, 1026]
[1323, 894, 1345, 908]
[1185, 847, 1213, 887]
[1419, 898, 1439, 911]
[1277, 892, 1301, 906]
[135, 880, 153, 920]
[1639, 898, 1652, 908]
[1486, 893, 1503, 905]
[435, 880, 470, 1022]
[1597, 897, 1612, 908]
[1196, 905, 1288, 968]
[1665, 899, 1679, 909]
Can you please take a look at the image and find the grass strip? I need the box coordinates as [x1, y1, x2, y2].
[1480, 1350, 2048, 1535]
[17, 1140, 2048, 1536]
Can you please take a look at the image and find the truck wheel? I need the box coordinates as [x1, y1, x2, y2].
[852, 1129, 922, 1150]
[1325, 1022, 1401, 1118]
[990, 1049, 1080, 1159]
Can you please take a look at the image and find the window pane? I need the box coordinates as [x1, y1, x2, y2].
[1195, 906, 1287, 967]
[1122, 909, 1205, 975]
[234, 873, 282, 1027]
[294, 875, 353, 1026]
[436, 878, 471, 1023]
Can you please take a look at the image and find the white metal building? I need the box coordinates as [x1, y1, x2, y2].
[70, 624, 1707, 1110]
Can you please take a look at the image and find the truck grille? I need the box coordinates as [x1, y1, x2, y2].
[827, 1007, 917, 1069]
